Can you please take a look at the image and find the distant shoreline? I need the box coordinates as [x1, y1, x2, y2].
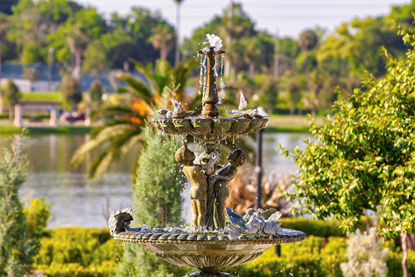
[0, 126, 93, 135]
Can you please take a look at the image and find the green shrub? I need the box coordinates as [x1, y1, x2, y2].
[281, 217, 376, 238]
[34, 227, 123, 276]
[227, 240, 415, 277]
[23, 198, 51, 239]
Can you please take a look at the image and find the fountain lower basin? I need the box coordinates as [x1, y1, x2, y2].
[114, 228, 305, 276]
[152, 117, 268, 143]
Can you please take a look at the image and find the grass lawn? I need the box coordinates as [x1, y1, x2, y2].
[265, 115, 324, 133]
[0, 125, 92, 135]
[21, 92, 63, 102]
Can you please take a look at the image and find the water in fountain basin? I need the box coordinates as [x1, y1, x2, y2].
[220, 53, 225, 102]
[198, 54, 203, 95]
[202, 56, 207, 105]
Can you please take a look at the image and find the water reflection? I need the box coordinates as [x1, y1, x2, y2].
[0, 132, 313, 228]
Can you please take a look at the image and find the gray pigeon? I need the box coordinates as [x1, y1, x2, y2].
[157, 100, 194, 118]
[242, 208, 255, 223]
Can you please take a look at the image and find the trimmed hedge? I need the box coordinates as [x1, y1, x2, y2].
[34, 228, 415, 277]
[281, 217, 376, 238]
[34, 228, 122, 276]
[225, 236, 414, 277]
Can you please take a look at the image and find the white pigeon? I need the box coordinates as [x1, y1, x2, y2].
[263, 211, 283, 235]
[225, 92, 268, 119]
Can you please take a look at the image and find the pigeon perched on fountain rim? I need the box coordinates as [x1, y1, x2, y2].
[225, 92, 269, 119]
[158, 99, 195, 118]
[225, 207, 283, 239]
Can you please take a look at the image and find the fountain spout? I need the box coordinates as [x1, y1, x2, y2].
[198, 46, 225, 118]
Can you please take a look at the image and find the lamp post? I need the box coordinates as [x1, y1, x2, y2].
[48, 47, 54, 91]
[255, 106, 268, 210]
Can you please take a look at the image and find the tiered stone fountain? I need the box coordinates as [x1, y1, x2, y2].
[108, 34, 305, 277]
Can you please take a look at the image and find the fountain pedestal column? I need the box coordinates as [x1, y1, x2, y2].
[198, 47, 225, 118]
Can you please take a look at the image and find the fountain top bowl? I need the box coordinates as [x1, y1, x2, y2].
[152, 116, 268, 144]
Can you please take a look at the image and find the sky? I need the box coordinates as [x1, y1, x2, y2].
[77, 0, 411, 40]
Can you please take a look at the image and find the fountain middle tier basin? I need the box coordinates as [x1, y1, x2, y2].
[152, 117, 268, 143]
[114, 228, 305, 274]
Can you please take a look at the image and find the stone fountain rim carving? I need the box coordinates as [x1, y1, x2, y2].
[113, 229, 305, 245]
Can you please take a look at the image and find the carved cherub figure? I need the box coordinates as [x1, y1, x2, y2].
[212, 148, 247, 229]
[175, 144, 219, 230]
[199, 151, 222, 229]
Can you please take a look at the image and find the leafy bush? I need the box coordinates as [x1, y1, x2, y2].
[226, 237, 414, 277]
[0, 135, 33, 276]
[33, 228, 123, 276]
[23, 198, 51, 239]
[340, 228, 389, 277]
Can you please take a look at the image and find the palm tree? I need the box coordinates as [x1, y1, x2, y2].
[242, 37, 262, 78]
[71, 58, 197, 179]
[0, 14, 10, 114]
[150, 23, 175, 61]
[173, 0, 185, 65]
[298, 30, 318, 74]
[66, 24, 91, 80]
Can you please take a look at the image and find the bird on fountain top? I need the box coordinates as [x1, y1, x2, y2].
[158, 99, 195, 118]
[225, 92, 268, 119]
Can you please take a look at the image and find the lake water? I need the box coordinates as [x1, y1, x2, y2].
[0, 132, 310, 228]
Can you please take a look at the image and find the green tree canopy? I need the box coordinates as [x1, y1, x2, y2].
[0, 135, 33, 276]
[2, 78, 20, 107]
[9, 0, 82, 64]
[281, 24, 415, 276]
[317, 17, 408, 77]
[60, 70, 82, 111]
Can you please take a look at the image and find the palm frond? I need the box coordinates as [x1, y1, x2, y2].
[117, 87, 130, 93]
[116, 73, 153, 102]
[89, 150, 114, 180]
[71, 124, 132, 167]
[129, 58, 159, 93]
[92, 105, 136, 119]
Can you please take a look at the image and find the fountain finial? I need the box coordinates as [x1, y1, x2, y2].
[198, 34, 226, 118]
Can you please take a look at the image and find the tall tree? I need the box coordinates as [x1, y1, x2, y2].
[0, 135, 34, 276]
[71, 58, 196, 179]
[173, 0, 184, 65]
[257, 76, 278, 115]
[317, 17, 407, 78]
[116, 126, 187, 277]
[285, 78, 302, 116]
[83, 26, 132, 73]
[60, 70, 82, 111]
[298, 29, 318, 74]
[281, 25, 415, 276]
[48, 7, 107, 75]
[1, 79, 20, 121]
[241, 36, 262, 78]
[149, 22, 175, 61]
[9, 0, 83, 64]
[0, 14, 10, 81]
[0, 14, 10, 115]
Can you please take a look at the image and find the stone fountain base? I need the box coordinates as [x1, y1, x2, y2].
[114, 228, 305, 277]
